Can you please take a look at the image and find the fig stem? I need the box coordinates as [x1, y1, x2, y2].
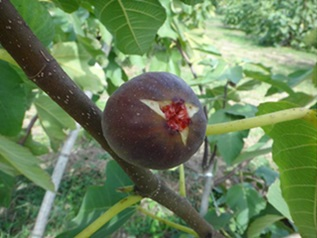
[206, 108, 314, 135]
[179, 164, 186, 197]
[137, 206, 199, 237]
[75, 195, 142, 238]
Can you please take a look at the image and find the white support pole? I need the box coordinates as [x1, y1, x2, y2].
[31, 123, 81, 238]
[31, 92, 92, 238]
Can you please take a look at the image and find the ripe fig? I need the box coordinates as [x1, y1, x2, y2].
[102, 72, 207, 170]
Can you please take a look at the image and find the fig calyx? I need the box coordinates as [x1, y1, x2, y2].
[102, 72, 207, 170]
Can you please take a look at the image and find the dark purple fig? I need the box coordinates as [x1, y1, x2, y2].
[102, 72, 207, 170]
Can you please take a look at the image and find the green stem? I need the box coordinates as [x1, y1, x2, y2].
[75, 195, 142, 238]
[206, 107, 312, 135]
[138, 206, 199, 237]
[179, 164, 186, 197]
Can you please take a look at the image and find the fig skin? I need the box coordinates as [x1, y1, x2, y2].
[102, 72, 207, 170]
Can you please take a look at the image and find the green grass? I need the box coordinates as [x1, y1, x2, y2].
[0, 162, 106, 238]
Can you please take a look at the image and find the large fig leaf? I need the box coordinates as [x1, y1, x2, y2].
[57, 160, 135, 237]
[91, 0, 166, 55]
[0, 135, 54, 191]
[258, 102, 317, 238]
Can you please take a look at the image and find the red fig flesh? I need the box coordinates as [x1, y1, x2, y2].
[102, 72, 207, 170]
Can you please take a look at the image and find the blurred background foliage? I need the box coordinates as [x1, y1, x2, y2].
[216, 0, 317, 49]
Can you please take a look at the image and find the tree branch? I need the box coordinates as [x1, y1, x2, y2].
[18, 114, 38, 145]
[0, 1, 222, 237]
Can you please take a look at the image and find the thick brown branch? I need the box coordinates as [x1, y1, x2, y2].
[0, 1, 223, 237]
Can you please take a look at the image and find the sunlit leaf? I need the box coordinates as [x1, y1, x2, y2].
[267, 179, 292, 221]
[91, 0, 166, 55]
[0, 135, 54, 191]
[34, 95, 76, 151]
[52, 42, 105, 92]
[258, 102, 317, 238]
[244, 70, 294, 96]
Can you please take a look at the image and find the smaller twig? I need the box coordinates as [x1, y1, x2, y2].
[18, 115, 38, 145]
[201, 137, 209, 171]
[213, 162, 248, 187]
[222, 81, 229, 109]
[207, 144, 218, 172]
[175, 40, 197, 79]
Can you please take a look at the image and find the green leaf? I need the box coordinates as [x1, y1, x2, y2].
[11, 0, 54, 46]
[232, 147, 271, 165]
[224, 183, 266, 234]
[216, 131, 249, 165]
[288, 68, 314, 88]
[221, 65, 243, 84]
[0, 135, 54, 191]
[255, 165, 279, 186]
[34, 95, 76, 151]
[236, 79, 262, 91]
[57, 160, 135, 237]
[258, 102, 317, 238]
[52, 42, 105, 92]
[181, 0, 203, 5]
[208, 108, 249, 165]
[244, 70, 294, 96]
[53, 0, 80, 13]
[149, 50, 181, 76]
[204, 209, 232, 230]
[205, 86, 240, 110]
[193, 44, 221, 56]
[247, 214, 284, 238]
[0, 49, 18, 66]
[0, 170, 15, 207]
[91, 0, 166, 55]
[0, 157, 19, 177]
[281, 92, 315, 107]
[267, 179, 292, 221]
[225, 104, 258, 118]
[24, 135, 50, 156]
[0, 61, 26, 136]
